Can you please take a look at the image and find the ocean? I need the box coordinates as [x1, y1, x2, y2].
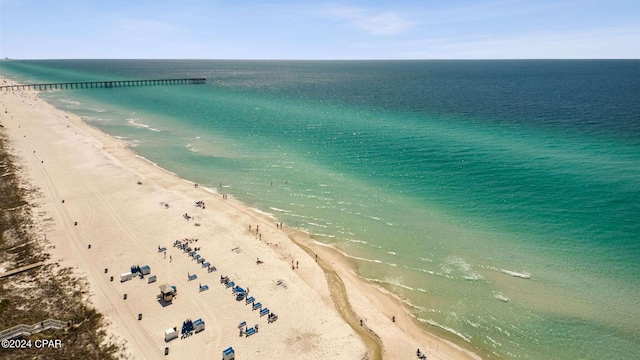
[1, 59, 639, 359]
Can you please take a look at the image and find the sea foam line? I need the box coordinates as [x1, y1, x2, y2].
[127, 118, 160, 132]
[367, 278, 428, 293]
[339, 252, 396, 267]
[479, 265, 531, 279]
[269, 207, 292, 213]
[499, 269, 531, 279]
[421, 319, 472, 343]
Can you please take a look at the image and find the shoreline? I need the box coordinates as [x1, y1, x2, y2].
[0, 78, 480, 360]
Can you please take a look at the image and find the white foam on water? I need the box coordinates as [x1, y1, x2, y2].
[500, 268, 531, 279]
[59, 98, 81, 105]
[135, 155, 178, 176]
[347, 239, 367, 244]
[201, 186, 220, 195]
[444, 256, 484, 281]
[310, 232, 336, 238]
[268, 207, 292, 213]
[249, 207, 275, 219]
[481, 265, 532, 279]
[127, 118, 160, 132]
[307, 222, 328, 228]
[367, 278, 428, 293]
[186, 143, 198, 153]
[422, 319, 472, 343]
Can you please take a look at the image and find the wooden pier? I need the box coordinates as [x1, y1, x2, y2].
[0, 78, 206, 91]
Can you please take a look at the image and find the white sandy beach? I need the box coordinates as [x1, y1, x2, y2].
[0, 79, 480, 360]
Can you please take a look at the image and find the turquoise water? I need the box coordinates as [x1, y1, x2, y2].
[2, 60, 639, 359]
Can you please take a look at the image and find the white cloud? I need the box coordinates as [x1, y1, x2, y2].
[320, 5, 414, 35]
[393, 25, 640, 59]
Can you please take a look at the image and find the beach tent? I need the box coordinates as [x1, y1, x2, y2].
[159, 283, 176, 303]
[194, 318, 205, 333]
[164, 328, 178, 342]
[223, 346, 235, 360]
[140, 265, 151, 275]
[120, 272, 132, 282]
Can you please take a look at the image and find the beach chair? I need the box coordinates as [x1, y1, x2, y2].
[198, 257, 205, 264]
[223, 346, 235, 360]
[188, 273, 197, 281]
[199, 283, 209, 292]
[260, 308, 269, 317]
[158, 246, 167, 252]
[202, 261, 210, 268]
[148, 275, 157, 284]
[252, 302, 262, 311]
[225, 281, 235, 288]
[173, 239, 180, 247]
[238, 321, 246, 329]
[245, 296, 255, 305]
[220, 276, 229, 284]
[245, 327, 256, 337]
[208, 265, 217, 272]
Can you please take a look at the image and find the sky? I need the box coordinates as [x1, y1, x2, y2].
[0, 0, 638, 59]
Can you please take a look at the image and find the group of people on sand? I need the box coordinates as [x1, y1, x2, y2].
[416, 348, 427, 359]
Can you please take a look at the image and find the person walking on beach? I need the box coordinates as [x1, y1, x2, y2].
[170, 255, 172, 262]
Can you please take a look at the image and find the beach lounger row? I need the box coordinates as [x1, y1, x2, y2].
[232, 286, 245, 295]
[240, 323, 259, 337]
